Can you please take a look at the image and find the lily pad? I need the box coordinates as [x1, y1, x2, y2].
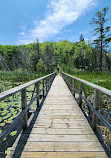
[3, 137, 6, 141]
[0, 130, 2, 134]
[0, 117, 2, 122]
[3, 115, 9, 119]
[7, 119, 13, 123]
[5, 147, 11, 154]
[0, 123, 5, 127]
[10, 131, 17, 136]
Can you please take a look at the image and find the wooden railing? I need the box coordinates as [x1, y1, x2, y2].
[62, 72, 111, 151]
[0, 72, 56, 144]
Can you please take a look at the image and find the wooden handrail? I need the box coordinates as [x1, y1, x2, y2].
[62, 72, 111, 96]
[62, 72, 111, 132]
[0, 72, 56, 101]
[0, 72, 56, 143]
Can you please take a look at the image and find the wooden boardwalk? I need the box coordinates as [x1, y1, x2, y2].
[7, 75, 108, 158]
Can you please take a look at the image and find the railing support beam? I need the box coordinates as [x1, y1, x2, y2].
[73, 79, 75, 97]
[36, 82, 39, 108]
[92, 89, 99, 130]
[79, 82, 83, 107]
[43, 79, 45, 97]
[21, 88, 28, 130]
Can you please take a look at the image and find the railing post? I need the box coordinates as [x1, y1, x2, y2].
[73, 79, 75, 97]
[43, 79, 45, 97]
[46, 78, 48, 92]
[47, 77, 48, 91]
[51, 75, 52, 84]
[47, 77, 49, 89]
[21, 88, 28, 130]
[53, 74, 54, 81]
[92, 89, 99, 130]
[70, 77, 72, 91]
[49, 76, 50, 87]
[37, 82, 39, 108]
[47, 77, 48, 92]
[79, 82, 83, 107]
[68, 76, 70, 89]
[49, 75, 51, 87]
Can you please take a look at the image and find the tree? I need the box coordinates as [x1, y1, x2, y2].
[19, 46, 30, 71]
[44, 43, 55, 72]
[0, 54, 10, 71]
[36, 58, 44, 72]
[31, 39, 41, 71]
[80, 34, 84, 42]
[90, 7, 111, 71]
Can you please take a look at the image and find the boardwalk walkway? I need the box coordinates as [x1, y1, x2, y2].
[7, 75, 108, 158]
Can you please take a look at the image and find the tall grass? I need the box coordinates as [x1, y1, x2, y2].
[0, 70, 47, 93]
[69, 69, 111, 90]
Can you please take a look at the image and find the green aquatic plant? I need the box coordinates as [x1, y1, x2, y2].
[5, 147, 11, 154]
[0, 130, 2, 134]
[0, 123, 5, 127]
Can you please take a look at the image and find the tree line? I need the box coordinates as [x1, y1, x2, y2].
[0, 7, 111, 73]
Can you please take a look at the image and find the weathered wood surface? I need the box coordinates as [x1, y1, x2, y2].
[7, 75, 108, 158]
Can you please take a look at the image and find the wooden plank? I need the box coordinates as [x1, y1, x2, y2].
[26, 128, 94, 135]
[38, 114, 85, 118]
[38, 111, 84, 114]
[11, 142, 105, 152]
[33, 123, 91, 129]
[41, 109, 81, 112]
[19, 134, 98, 142]
[7, 152, 108, 158]
[36, 119, 88, 124]
[41, 107, 79, 109]
[37, 115, 86, 119]
[20, 152, 108, 158]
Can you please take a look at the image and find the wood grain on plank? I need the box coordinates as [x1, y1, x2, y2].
[11, 142, 104, 152]
[26, 128, 94, 135]
[20, 152, 108, 158]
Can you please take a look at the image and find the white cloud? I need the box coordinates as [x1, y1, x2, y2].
[18, 32, 26, 36]
[18, 0, 97, 45]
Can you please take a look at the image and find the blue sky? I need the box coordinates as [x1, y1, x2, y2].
[0, 0, 111, 46]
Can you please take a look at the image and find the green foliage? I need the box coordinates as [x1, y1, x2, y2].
[0, 37, 111, 75]
[0, 117, 2, 122]
[5, 147, 11, 154]
[10, 131, 17, 136]
[0, 130, 2, 134]
[3, 138, 6, 141]
[70, 69, 111, 90]
[0, 123, 5, 127]
[36, 58, 44, 72]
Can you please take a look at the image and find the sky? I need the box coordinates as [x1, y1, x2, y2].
[0, 0, 111, 46]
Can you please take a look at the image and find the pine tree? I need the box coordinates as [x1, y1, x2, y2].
[79, 34, 84, 42]
[32, 39, 41, 71]
[90, 7, 111, 71]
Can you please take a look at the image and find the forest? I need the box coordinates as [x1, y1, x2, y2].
[0, 37, 111, 73]
[0, 7, 111, 91]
